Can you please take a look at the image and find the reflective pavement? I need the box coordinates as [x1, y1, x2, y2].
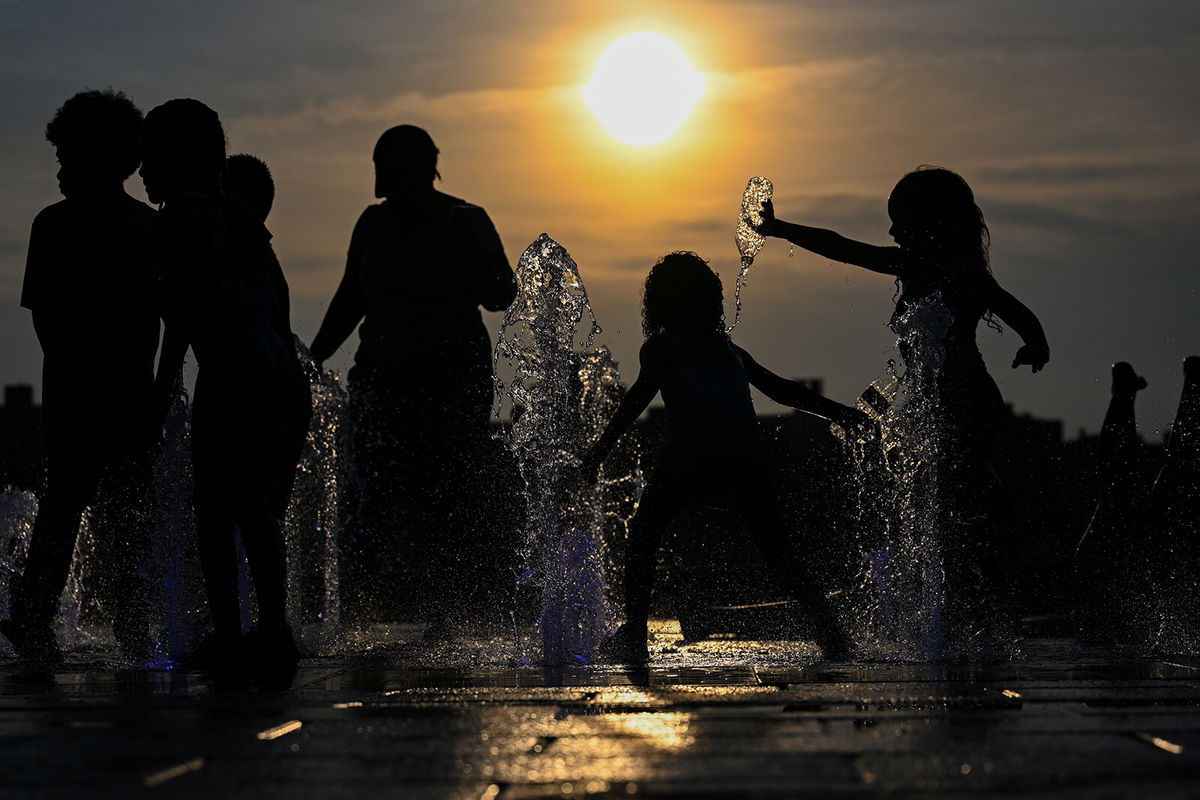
[3, 623, 1200, 798]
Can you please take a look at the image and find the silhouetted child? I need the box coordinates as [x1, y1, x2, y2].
[222, 152, 311, 524]
[759, 166, 1050, 648]
[223, 153, 275, 224]
[581, 252, 864, 662]
[759, 166, 1048, 474]
[142, 99, 303, 682]
[1, 90, 158, 666]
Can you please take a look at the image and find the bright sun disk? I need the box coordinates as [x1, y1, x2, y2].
[582, 32, 707, 147]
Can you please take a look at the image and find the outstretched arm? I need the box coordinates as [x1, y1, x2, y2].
[986, 277, 1050, 372]
[736, 346, 867, 428]
[759, 200, 902, 276]
[581, 340, 665, 482]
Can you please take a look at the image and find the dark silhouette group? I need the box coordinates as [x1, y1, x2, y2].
[2, 88, 1195, 676]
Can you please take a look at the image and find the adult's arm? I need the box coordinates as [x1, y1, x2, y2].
[458, 205, 517, 312]
[21, 210, 59, 349]
[760, 200, 902, 275]
[310, 212, 370, 364]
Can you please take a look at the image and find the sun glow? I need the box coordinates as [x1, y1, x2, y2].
[582, 32, 707, 147]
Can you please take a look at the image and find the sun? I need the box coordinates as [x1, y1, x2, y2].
[582, 32, 707, 147]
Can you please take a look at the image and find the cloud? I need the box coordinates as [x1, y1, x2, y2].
[976, 162, 1184, 185]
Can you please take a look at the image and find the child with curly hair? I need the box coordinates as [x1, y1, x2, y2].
[582, 251, 864, 662]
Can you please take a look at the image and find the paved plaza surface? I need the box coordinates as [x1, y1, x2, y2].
[3, 624, 1200, 798]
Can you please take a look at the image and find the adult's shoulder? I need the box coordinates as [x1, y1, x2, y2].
[351, 202, 388, 231]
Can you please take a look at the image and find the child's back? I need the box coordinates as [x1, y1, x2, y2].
[651, 331, 764, 486]
[23, 191, 158, 417]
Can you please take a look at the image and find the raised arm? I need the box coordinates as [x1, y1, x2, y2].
[581, 340, 666, 481]
[736, 346, 866, 428]
[759, 200, 901, 275]
[310, 215, 369, 365]
[986, 276, 1050, 372]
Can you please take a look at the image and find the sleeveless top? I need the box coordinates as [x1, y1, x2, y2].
[656, 333, 766, 482]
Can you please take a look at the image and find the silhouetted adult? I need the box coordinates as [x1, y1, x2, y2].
[1, 90, 157, 666]
[142, 99, 304, 679]
[310, 125, 516, 624]
[759, 167, 1050, 653]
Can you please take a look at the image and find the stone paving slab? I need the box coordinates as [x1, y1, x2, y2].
[2, 638, 1200, 798]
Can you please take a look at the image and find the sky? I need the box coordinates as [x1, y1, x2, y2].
[1, 0, 1197, 437]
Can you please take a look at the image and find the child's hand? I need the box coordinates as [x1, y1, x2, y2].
[752, 199, 778, 237]
[837, 405, 874, 433]
[1012, 344, 1050, 373]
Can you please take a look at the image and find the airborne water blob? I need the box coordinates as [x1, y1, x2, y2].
[731, 176, 773, 330]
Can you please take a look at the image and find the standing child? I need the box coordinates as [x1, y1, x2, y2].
[758, 166, 1050, 650]
[142, 99, 302, 681]
[581, 252, 864, 662]
[1, 90, 158, 666]
[757, 166, 1049, 466]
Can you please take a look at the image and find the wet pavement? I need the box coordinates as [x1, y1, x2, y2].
[3, 625, 1200, 798]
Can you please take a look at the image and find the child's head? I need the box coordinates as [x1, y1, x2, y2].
[140, 98, 227, 204]
[373, 124, 440, 199]
[887, 166, 989, 266]
[45, 89, 143, 197]
[642, 251, 725, 338]
[224, 153, 275, 223]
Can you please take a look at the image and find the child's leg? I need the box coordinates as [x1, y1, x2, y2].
[91, 451, 154, 654]
[194, 487, 243, 641]
[9, 449, 98, 631]
[621, 474, 686, 637]
[236, 499, 289, 634]
[737, 491, 848, 653]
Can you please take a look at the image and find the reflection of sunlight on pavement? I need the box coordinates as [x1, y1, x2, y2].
[647, 618, 824, 669]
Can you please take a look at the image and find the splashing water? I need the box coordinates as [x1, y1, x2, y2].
[0, 341, 350, 664]
[494, 234, 642, 666]
[731, 176, 773, 330]
[283, 338, 346, 654]
[842, 291, 982, 660]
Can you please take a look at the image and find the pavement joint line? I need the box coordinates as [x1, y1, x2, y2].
[1133, 732, 1185, 754]
[256, 720, 303, 740]
[142, 757, 205, 788]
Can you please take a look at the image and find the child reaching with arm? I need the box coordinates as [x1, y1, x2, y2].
[757, 167, 1049, 375]
[581, 251, 865, 663]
